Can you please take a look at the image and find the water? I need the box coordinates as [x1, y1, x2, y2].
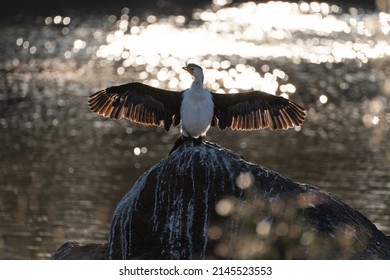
[0, 1, 389, 259]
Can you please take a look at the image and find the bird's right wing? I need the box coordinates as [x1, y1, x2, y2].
[211, 91, 306, 131]
[88, 82, 182, 131]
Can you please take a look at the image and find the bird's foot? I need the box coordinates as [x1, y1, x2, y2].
[193, 136, 203, 146]
[168, 136, 204, 155]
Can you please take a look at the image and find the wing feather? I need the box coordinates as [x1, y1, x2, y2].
[88, 82, 182, 131]
[212, 91, 306, 131]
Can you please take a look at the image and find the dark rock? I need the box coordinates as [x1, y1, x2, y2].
[52, 242, 107, 260]
[106, 139, 390, 260]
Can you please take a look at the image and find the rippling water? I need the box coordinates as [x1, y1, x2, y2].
[0, 1, 389, 259]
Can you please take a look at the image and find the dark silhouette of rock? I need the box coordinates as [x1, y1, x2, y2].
[52, 242, 107, 260]
[105, 139, 390, 260]
[52, 139, 389, 259]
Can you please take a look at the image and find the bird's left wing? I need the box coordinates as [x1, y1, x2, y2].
[88, 82, 182, 131]
[211, 91, 306, 131]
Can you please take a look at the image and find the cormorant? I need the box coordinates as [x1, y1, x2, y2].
[88, 63, 306, 140]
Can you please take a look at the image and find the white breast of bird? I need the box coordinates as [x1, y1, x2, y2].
[180, 87, 214, 138]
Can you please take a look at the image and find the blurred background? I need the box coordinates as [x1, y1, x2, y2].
[0, 0, 389, 259]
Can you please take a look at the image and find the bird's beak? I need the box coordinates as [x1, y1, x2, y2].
[182, 66, 192, 74]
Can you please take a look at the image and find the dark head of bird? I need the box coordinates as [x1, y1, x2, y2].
[183, 63, 204, 84]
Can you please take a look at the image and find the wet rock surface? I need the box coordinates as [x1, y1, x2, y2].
[51, 242, 107, 260]
[52, 139, 389, 259]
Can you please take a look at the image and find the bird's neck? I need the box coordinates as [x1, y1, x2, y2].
[190, 77, 204, 91]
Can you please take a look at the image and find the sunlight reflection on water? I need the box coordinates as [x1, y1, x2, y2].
[92, 2, 390, 68]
